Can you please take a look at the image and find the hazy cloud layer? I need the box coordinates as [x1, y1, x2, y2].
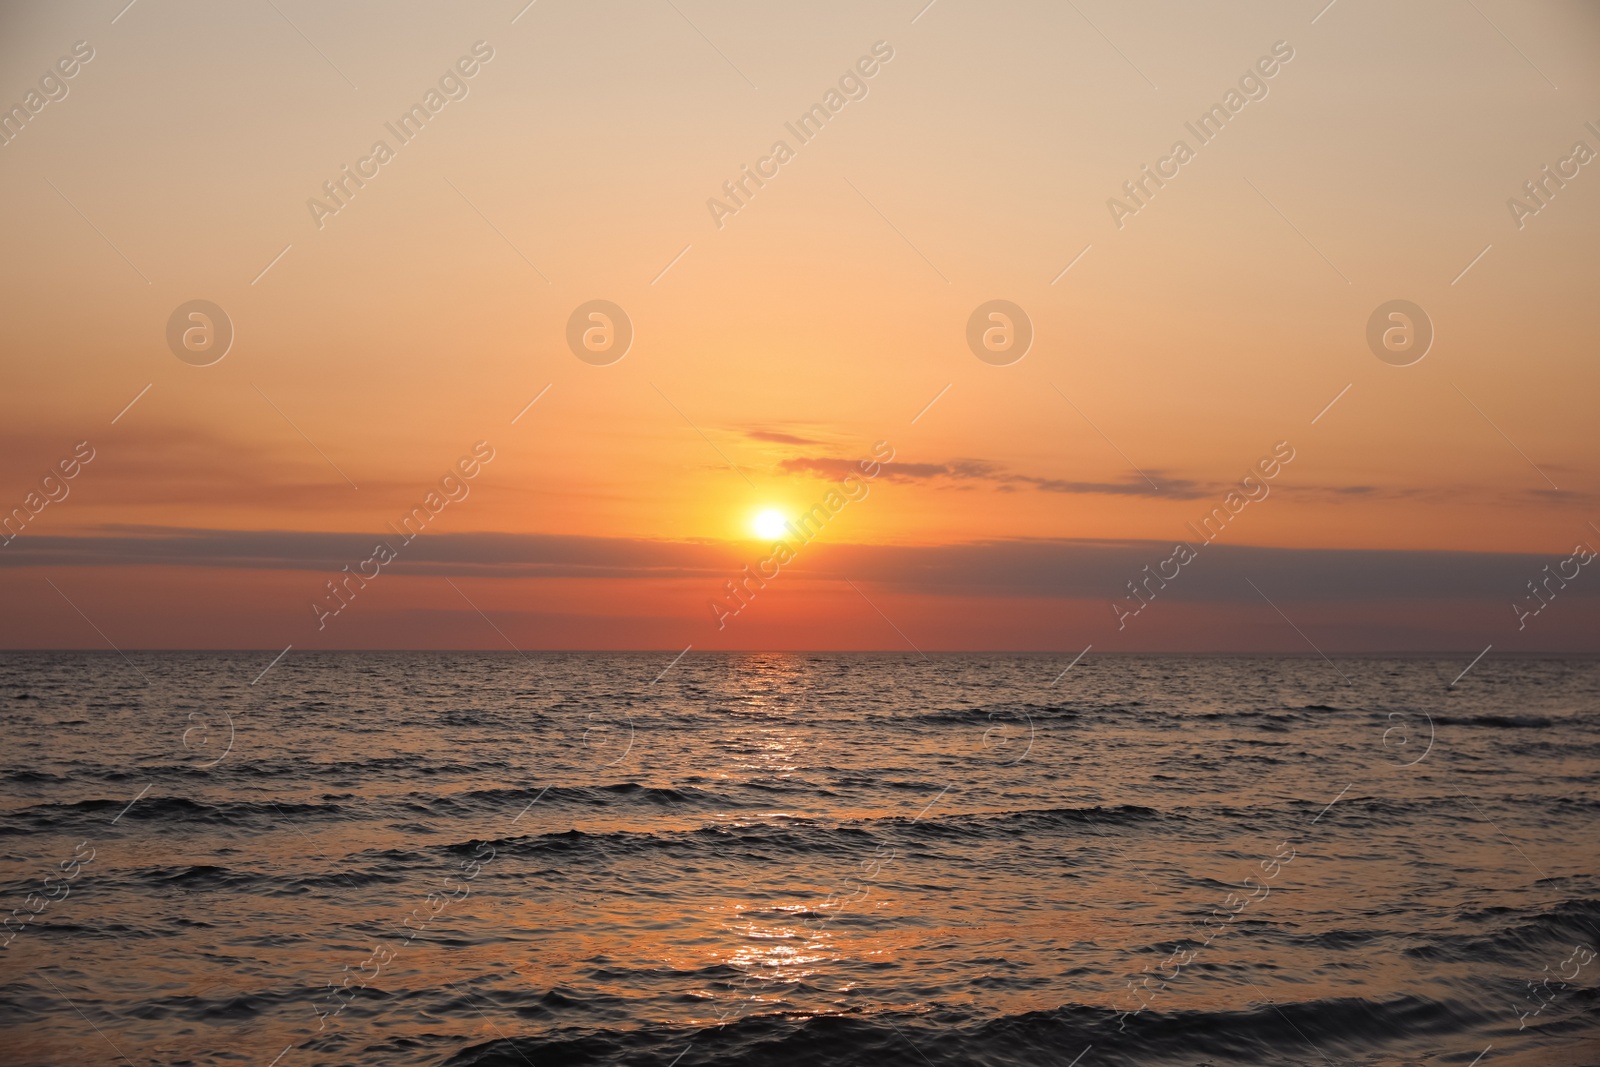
[5, 526, 1587, 605]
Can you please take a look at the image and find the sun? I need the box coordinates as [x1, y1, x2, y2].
[752, 509, 788, 540]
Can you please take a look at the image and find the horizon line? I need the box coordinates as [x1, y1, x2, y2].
[2, 648, 1594, 657]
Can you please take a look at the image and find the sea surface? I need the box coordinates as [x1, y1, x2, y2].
[0, 652, 1596, 1066]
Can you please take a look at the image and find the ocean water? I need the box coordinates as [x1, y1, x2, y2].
[0, 652, 1596, 1067]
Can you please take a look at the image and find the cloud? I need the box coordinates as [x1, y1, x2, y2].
[4, 526, 1585, 607]
[773, 454, 1600, 507]
[744, 429, 819, 445]
[1011, 474, 1206, 498]
[776, 455, 1203, 499]
[0, 526, 736, 581]
[777, 457, 875, 478]
[0, 420, 477, 514]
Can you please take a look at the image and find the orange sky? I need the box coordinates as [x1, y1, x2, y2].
[2, 0, 1597, 650]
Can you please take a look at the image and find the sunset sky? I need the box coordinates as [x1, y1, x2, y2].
[2, 0, 1597, 650]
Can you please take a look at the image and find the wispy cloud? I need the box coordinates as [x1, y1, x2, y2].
[771, 454, 1598, 507]
[777, 455, 1205, 498]
[744, 429, 820, 445]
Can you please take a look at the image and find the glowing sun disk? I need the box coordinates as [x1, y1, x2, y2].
[752, 509, 788, 540]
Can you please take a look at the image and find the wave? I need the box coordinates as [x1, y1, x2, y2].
[886, 804, 1164, 838]
[0, 795, 346, 833]
[445, 991, 1479, 1067]
[1434, 714, 1555, 729]
[422, 783, 729, 813]
[406, 804, 1169, 869]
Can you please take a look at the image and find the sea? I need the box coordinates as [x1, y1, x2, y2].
[0, 652, 1596, 1066]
